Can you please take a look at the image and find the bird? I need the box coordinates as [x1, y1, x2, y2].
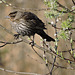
[7, 11, 55, 43]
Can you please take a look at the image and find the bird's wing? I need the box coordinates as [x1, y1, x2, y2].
[22, 12, 46, 30]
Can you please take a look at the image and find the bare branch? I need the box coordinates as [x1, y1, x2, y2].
[0, 24, 75, 63]
[72, 0, 75, 5]
[0, 67, 41, 75]
[56, 1, 70, 11]
[50, 56, 56, 75]
[0, 40, 23, 48]
[1, 0, 50, 11]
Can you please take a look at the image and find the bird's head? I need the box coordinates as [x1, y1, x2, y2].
[6, 11, 18, 21]
[6, 11, 24, 21]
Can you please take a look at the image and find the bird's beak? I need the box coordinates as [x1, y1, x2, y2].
[5, 16, 10, 19]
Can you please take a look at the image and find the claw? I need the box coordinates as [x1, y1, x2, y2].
[29, 41, 35, 46]
[14, 34, 20, 39]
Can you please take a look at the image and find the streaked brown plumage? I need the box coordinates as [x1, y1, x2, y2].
[8, 11, 55, 42]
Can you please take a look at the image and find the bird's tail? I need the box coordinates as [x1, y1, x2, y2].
[37, 30, 55, 42]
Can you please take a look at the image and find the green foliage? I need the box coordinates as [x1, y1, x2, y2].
[72, 6, 75, 13]
[56, 50, 58, 55]
[70, 49, 73, 54]
[73, 53, 75, 58]
[44, 0, 61, 18]
[44, 0, 65, 19]
[68, 60, 71, 64]
[70, 38, 73, 43]
[44, 0, 58, 9]
[44, 0, 75, 40]
[61, 14, 74, 29]
[68, 14, 74, 22]
[58, 14, 74, 40]
[61, 21, 71, 29]
[60, 52, 64, 59]
[59, 30, 69, 40]
[45, 11, 62, 18]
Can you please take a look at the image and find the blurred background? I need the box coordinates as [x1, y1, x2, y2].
[0, 0, 75, 75]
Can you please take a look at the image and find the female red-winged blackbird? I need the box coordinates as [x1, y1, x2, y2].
[7, 11, 55, 42]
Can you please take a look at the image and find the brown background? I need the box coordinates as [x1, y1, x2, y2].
[0, 0, 75, 75]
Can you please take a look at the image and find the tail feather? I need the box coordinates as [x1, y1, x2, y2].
[37, 30, 55, 42]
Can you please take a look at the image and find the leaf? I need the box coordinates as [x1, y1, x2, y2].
[70, 38, 73, 43]
[70, 50, 73, 54]
[68, 60, 71, 64]
[56, 51, 58, 55]
[73, 53, 75, 58]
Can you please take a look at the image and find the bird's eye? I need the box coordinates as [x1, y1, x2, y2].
[11, 15, 15, 17]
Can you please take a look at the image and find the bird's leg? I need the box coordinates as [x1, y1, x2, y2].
[14, 34, 20, 39]
[29, 35, 35, 46]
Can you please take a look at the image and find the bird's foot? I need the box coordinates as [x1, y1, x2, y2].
[29, 41, 35, 47]
[14, 34, 20, 39]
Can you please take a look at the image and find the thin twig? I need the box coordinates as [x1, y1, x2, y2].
[72, 0, 75, 5]
[31, 46, 51, 73]
[0, 24, 75, 66]
[31, 46, 74, 70]
[50, 56, 56, 75]
[0, 40, 69, 69]
[58, 48, 75, 53]
[56, 1, 70, 11]
[0, 67, 41, 75]
[49, 17, 58, 75]
[55, 1, 75, 14]
[50, 23, 75, 31]
[1, 0, 50, 11]
[31, 46, 43, 59]
[0, 40, 23, 48]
